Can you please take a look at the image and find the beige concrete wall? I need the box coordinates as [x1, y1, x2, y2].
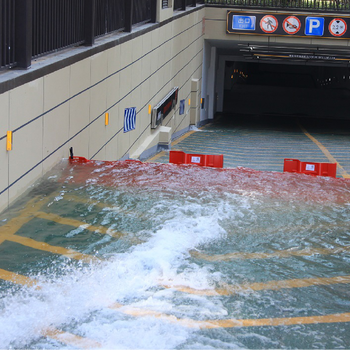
[0, 6, 205, 213]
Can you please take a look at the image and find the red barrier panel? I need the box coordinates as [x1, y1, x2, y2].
[283, 159, 337, 178]
[69, 156, 90, 164]
[169, 150, 224, 168]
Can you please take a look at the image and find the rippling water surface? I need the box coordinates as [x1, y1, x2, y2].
[0, 159, 350, 349]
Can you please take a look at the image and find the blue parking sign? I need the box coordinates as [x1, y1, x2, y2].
[232, 15, 256, 31]
[305, 17, 324, 36]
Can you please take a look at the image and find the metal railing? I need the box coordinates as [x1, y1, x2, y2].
[1, 0, 348, 71]
[32, 0, 85, 58]
[174, 0, 201, 10]
[0, 0, 15, 68]
[133, 0, 152, 25]
[95, 0, 125, 37]
[205, 0, 350, 11]
[0, 0, 156, 70]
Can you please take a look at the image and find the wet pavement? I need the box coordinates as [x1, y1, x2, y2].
[1, 114, 350, 349]
[149, 114, 350, 178]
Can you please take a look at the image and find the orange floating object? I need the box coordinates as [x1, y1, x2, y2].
[169, 150, 224, 168]
[283, 159, 337, 178]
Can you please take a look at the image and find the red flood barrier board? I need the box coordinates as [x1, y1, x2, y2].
[169, 150, 223, 168]
[283, 159, 337, 178]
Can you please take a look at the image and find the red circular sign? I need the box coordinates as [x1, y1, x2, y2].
[260, 15, 278, 33]
[329, 18, 347, 37]
[283, 16, 301, 35]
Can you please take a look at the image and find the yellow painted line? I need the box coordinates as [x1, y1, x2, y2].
[3, 234, 99, 262]
[164, 275, 350, 296]
[0, 196, 50, 245]
[0, 195, 99, 263]
[191, 245, 350, 261]
[64, 194, 143, 218]
[0, 268, 40, 289]
[146, 150, 168, 162]
[194, 313, 350, 329]
[34, 211, 124, 239]
[298, 122, 350, 178]
[147, 126, 209, 162]
[111, 302, 350, 329]
[43, 328, 102, 349]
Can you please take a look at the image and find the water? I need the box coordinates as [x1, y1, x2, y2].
[0, 159, 350, 349]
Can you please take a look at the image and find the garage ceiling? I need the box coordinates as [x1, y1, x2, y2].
[209, 39, 350, 66]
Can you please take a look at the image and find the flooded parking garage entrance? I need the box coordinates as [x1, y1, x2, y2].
[1, 115, 350, 349]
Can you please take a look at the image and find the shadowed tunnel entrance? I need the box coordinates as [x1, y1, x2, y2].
[223, 61, 350, 119]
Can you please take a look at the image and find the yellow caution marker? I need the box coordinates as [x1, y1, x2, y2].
[6, 131, 12, 151]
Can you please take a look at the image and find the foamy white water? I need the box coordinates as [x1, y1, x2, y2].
[0, 160, 350, 349]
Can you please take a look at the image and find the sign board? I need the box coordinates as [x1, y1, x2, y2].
[283, 16, 301, 35]
[329, 18, 347, 36]
[232, 15, 256, 31]
[306, 164, 316, 171]
[179, 99, 185, 115]
[124, 107, 136, 133]
[305, 17, 324, 36]
[151, 87, 178, 129]
[260, 15, 278, 33]
[227, 11, 350, 39]
[191, 156, 201, 164]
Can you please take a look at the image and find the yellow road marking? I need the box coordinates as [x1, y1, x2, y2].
[0, 196, 50, 245]
[34, 211, 124, 238]
[146, 150, 168, 162]
[43, 328, 102, 348]
[191, 245, 350, 261]
[147, 127, 205, 162]
[171, 130, 198, 147]
[0, 268, 40, 289]
[298, 122, 350, 178]
[0, 273, 103, 347]
[4, 234, 99, 262]
[1, 277, 349, 332]
[193, 312, 350, 329]
[64, 194, 143, 218]
[111, 302, 350, 329]
[164, 275, 350, 296]
[0, 195, 99, 262]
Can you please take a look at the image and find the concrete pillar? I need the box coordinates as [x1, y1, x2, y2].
[190, 79, 200, 125]
[207, 46, 217, 119]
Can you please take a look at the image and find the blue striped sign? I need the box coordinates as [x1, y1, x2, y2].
[179, 99, 185, 115]
[124, 107, 136, 133]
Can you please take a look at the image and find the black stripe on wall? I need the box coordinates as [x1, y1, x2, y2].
[0, 20, 204, 197]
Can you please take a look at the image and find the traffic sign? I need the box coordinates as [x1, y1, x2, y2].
[329, 18, 347, 36]
[260, 15, 278, 33]
[305, 17, 324, 36]
[232, 15, 256, 31]
[283, 16, 301, 34]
